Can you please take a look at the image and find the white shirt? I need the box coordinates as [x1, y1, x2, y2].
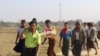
[18, 27, 25, 36]
[75, 32, 79, 40]
[88, 28, 92, 37]
[83, 26, 88, 31]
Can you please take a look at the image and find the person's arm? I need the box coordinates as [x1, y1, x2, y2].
[45, 34, 54, 38]
[59, 31, 63, 47]
[82, 30, 87, 48]
[69, 31, 72, 47]
[35, 44, 40, 56]
[71, 30, 74, 47]
[42, 38, 47, 45]
[59, 37, 63, 47]
[15, 32, 19, 44]
[36, 34, 41, 56]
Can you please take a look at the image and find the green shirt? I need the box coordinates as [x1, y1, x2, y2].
[36, 24, 41, 32]
[24, 30, 41, 48]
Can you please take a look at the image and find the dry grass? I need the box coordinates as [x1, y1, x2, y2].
[0, 27, 100, 56]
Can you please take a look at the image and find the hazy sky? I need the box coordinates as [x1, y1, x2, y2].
[0, 0, 100, 22]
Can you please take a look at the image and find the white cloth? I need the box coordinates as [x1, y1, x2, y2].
[88, 28, 92, 37]
[93, 27, 98, 32]
[18, 27, 25, 36]
[83, 26, 88, 31]
[40, 27, 56, 37]
[75, 32, 79, 40]
[40, 31, 55, 36]
[87, 27, 97, 41]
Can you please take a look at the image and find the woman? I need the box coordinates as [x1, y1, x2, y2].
[59, 22, 72, 56]
[42, 19, 56, 56]
[14, 20, 26, 53]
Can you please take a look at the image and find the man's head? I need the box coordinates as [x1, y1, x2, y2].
[64, 22, 69, 29]
[32, 18, 37, 23]
[29, 21, 37, 31]
[87, 22, 94, 28]
[75, 21, 82, 29]
[45, 19, 51, 28]
[21, 20, 26, 27]
[83, 22, 87, 27]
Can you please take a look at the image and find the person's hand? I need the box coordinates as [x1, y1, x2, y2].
[15, 41, 18, 45]
[35, 53, 38, 56]
[41, 42, 44, 45]
[45, 35, 51, 38]
[15, 42, 17, 45]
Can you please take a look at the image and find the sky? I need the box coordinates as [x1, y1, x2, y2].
[0, 0, 100, 22]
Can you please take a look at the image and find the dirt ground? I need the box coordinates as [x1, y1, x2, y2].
[0, 27, 100, 56]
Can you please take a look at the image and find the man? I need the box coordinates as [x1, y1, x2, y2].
[20, 21, 41, 56]
[59, 22, 72, 56]
[42, 19, 56, 56]
[86, 23, 98, 56]
[14, 20, 26, 53]
[32, 18, 41, 32]
[71, 21, 86, 56]
[83, 22, 88, 32]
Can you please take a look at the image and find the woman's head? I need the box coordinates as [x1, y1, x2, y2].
[45, 19, 51, 28]
[21, 20, 26, 27]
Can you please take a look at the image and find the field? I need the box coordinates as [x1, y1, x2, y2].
[0, 27, 100, 56]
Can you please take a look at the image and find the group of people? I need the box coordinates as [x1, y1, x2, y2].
[14, 18, 56, 56]
[59, 22, 100, 56]
[14, 18, 100, 56]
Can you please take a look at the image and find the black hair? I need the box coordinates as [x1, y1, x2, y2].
[32, 18, 37, 22]
[64, 22, 69, 26]
[75, 21, 81, 25]
[21, 20, 26, 23]
[84, 22, 87, 25]
[29, 21, 37, 26]
[45, 19, 51, 24]
[87, 22, 93, 26]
